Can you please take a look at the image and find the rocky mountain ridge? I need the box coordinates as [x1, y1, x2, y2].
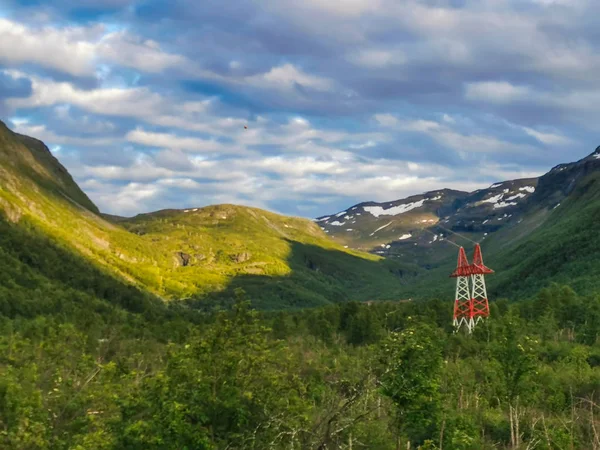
[317, 147, 600, 267]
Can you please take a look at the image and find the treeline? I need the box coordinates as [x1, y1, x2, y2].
[2, 281, 600, 449]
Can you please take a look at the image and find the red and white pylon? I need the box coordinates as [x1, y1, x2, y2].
[469, 244, 493, 328]
[450, 247, 473, 333]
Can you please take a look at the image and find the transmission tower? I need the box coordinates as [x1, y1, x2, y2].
[469, 244, 494, 329]
[450, 247, 473, 333]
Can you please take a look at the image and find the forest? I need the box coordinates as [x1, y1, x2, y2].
[2, 207, 600, 449]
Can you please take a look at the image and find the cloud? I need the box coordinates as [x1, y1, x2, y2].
[464, 81, 532, 104]
[0, 18, 192, 77]
[5, 72, 166, 116]
[11, 122, 118, 147]
[83, 180, 163, 216]
[347, 49, 406, 68]
[522, 127, 572, 146]
[0, 18, 99, 76]
[3, 0, 598, 219]
[97, 31, 189, 73]
[245, 63, 334, 92]
[125, 128, 236, 154]
[375, 113, 539, 154]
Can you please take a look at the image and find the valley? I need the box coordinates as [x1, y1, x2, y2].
[4, 1, 600, 447]
[2, 121, 600, 449]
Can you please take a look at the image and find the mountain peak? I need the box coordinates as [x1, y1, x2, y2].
[0, 120, 99, 214]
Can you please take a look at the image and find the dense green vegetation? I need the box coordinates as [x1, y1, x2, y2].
[2, 208, 600, 449]
[396, 169, 600, 302]
[119, 205, 421, 309]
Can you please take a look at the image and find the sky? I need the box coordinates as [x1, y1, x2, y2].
[0, 0, 598, 218]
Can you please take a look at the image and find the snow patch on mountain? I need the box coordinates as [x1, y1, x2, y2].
[330, 221, 345, 226]
[370, 221, 393, 236]
[482, 194, 503, 205]
[519, 186, 535, 193]
[399, 233, 412, 240]
[506, 193, 526, 201]
[494, 201, 518, 209]
[363, 199, 425, 217]
[482, 190, 527, 209]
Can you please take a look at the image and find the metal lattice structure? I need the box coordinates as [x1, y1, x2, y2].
[449, 244, 494, 333]
[469, 244, 493, 327]
[450, 247, 473, 333]
[470, 274, 489, 326]
[454, 275, 472, 332]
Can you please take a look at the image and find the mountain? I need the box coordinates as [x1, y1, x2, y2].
[316, 179, 539, 261]
[0, 120, 418, 309]
[5, 115, 600, 307]
[318, 146, 600, 299]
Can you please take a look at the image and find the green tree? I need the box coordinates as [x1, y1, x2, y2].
[492, 315, 538, 449]
[379, 321, 443, 448]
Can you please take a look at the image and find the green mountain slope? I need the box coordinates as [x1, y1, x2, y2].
[119, 205, 421, 308]
[391, 148, 600, 301]
[0, 120, 418, 309]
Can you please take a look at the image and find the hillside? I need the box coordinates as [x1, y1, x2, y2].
[5, 116, 600, 307]
[321, 146, 600, 300]
[0, 120, 418, 309]
[317, 178, 539, 265]
[3, 120, 600, 449]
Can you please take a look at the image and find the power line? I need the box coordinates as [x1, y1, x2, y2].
[422, 228, 462, 249]
[434, 223, 479, 245]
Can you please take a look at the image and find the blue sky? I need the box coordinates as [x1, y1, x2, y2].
[0, 0, 597, 217]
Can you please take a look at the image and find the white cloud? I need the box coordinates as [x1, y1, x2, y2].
[374, 114, 400, 127]
[0, 18, 99, 76]
[86, 181, 163, 216]
[5, 0, 596, 219]
[0, 19, 191, 77]
[245, 64, 334, 92]
[252, 156, 349, 177]
[125, 128, 236, 154]
[3, 73, 244, 135]
[522, 127, 572, 146]
[12, 123, 118, 147]
[6, 73, 166, 117]
[464, 79, 600, 123]
[97, 31, 188, 73]
[464, 81, 532, 104]
[376, 113, 537, 154]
